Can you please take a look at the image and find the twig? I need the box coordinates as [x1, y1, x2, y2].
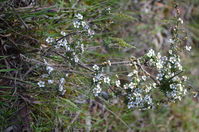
[72, 0, 80, 8]
[0, 76, 35, 85]
[85, 61, 131, 67]
[96, 98, 131, 130]
[20, 54, 92, 76]
[167, 71, 183, 82]
[67, 111, 81, 130]
[52, 51, 94, 72]
[55, 31, 84, 42]
[136, 59, 160, 85]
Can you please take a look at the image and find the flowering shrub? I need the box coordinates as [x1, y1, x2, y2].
[35, 6, 191, 110]
[1, 0, 197, 131]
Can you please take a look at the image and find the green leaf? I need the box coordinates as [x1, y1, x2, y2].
[0, 86, 12, 88]
[0, 68, 17, 72]
[0, 0, 7, 2]
[109, 37, 135, 48]
[112, 13, 137, 21]
[60, 98, 80, 111]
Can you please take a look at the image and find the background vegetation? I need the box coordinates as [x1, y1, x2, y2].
[0, 0, 199, 131]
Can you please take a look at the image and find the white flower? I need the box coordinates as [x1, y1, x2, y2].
[107, 7, 111, 13]
[74, 55, 79, 63]
[127, 72, 134, 77]
[48, 80, 54, 84]
[128, 82, 135, 89]
[157, 52, 161, 59]
[80, 44, 84, 53]
[81, 21, 89, 29]
[65, 45, 71, 51]
[59, 85, 64, 92]
[75, 13, 83, 20]
[60, 78, 65, 84]
[65, 73, 69, 77]
[93, 83, 101, 96]
[46, 66, 54, 74]
[107, 60, 111, 66]
[169, 57, 176, 63]
[152, 83, 157, 88]
[93, 77, 97, 83]
[136, 78, 140, 83]
[176, 84, 183, 92]
[104, 76, 110, 84]
[175, 62, 182, 71]
[178, 18, 183, 24]
[73, 20, 81, 28]
[88, 29, 95, 36]
[115, 74, 119, 78]
[93, 64, 99, 71]
[182, 76, 188, 81]
[115, 80, 121, 87]
[59, 78, 65, 92]
[168, 39, 174, 43]
[46, 37, 54, 43]
[170, 84, 176, 89]
[57, 39, 68, 48]
[141, 76, 147, 81]
[128, 70, 138, 77]
[156, 61, 163, 69]
[38, 81, 45, 87]
[146, 49, 155, 58]
[123, 84, 128, 89]
[93, 73, 104, 82]
[169, 50, 172, 54]
[145, 86, 152, 93]
[60, 31, 66, 36]
[172, 76, 180, 81]
[61, 90, 66, 95]
[185, 45, 191, 51]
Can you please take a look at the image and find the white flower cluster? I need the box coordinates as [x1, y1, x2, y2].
[37, 74, 67, 95]
[93, 64, 100, 71]
[44, 59, 54, 74]
[123, 67, 154, 109]
[38, 81, 45, 88]
[115, 80, 121, 87]
[123, 44, 189, 109]
[46, 37, 54, 43]
[92, 65, 103, 96]
[185, 45, 191, 51]
[37, 59, 55, 88]
[73, 13, 95, 36]
[127, 89, 153, 109]
[145, 48, 188, 101]
[166, 83, 187, 101]
[45, 32, 85, 64]
[92, 64, 112, 96]
[178, 18, 184, 24]
[56, 38, 69, 50]
[59, 78, 66, 95]
[146, 49, 155, 58]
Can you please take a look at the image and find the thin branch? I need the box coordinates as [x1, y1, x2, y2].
[136, 59, 160, 85]
[10, 6, 29, 29]
[96, 98, 131, 130]
[85, 61, 131, 67]
[67, 111, 81, 130]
